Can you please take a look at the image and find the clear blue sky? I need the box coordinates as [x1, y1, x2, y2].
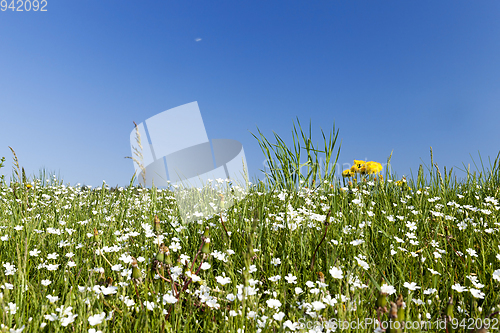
[1, 0, 499, 187]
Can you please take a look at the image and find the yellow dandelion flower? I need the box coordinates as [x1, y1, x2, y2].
[365, 161, 383, 174]
[395, 177, 407, 187]
[353, 160, 366, 169]
[342, 169, 353, 178]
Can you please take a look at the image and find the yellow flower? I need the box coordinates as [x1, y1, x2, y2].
[342, 169, 353, 178]
[364, 161, 383, 174]
[395, 177, 407, 187]
[353, 160, 366, 169]
[350, 160, 368, 174]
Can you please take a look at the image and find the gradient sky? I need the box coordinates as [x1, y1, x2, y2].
[1, 0, 499, 187]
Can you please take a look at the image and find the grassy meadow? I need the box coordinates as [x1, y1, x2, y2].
[1, 127, 500, 332]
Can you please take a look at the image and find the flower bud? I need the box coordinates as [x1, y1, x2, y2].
[202, 227, 210, 254]
[376, 292, 387, 309]
[156, 250, 165, 263]
[131, 257, 142, 281]
[446, 296, 455, 333]
[154, 215, 161, 233]
[156, 243, 172, 265]
[396, 294, 405, 322]
[446, 296, 454, 318]
[389, 301, 398, 319]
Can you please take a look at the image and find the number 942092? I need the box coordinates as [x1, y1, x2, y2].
[1, 0, 47, 11]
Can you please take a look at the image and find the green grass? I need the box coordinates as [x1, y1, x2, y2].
[1, 141, 500, 332]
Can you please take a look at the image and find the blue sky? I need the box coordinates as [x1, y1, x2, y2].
[1, 0, 499, 187]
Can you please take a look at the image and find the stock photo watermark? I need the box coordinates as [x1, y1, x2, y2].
[129, 102, 248, 224]
[294, 317, 499, 331]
